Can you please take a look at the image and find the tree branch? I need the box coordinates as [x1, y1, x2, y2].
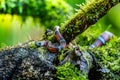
[48, 0, 120, 44]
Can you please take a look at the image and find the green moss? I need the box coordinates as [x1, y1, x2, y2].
[90, 37, 120, 79]
[76, 25, 120, 79]
[75, 22, 120, 79]
[56, 62, 87, 80]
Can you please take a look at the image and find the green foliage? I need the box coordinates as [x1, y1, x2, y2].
[105, 4, 120, 36]
[43, 0, 73, 29]
[56, 62, 87, 80]
[0, 0, 74, 48]
[0, 0, 46, 16]
[0, 0, 73, 29]
[0, 14, 45, 48]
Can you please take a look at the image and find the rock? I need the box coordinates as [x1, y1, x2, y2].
[0, 46, 56, 80]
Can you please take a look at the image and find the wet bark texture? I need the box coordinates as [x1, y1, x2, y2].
[0, 44, 56, 80]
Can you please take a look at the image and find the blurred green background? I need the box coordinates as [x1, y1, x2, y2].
[0, 0, 120, 48]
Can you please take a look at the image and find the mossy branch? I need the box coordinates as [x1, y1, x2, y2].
[48, 0, 120, 44]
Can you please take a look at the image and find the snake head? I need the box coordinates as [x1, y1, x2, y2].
[54, 26, 60, 31]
